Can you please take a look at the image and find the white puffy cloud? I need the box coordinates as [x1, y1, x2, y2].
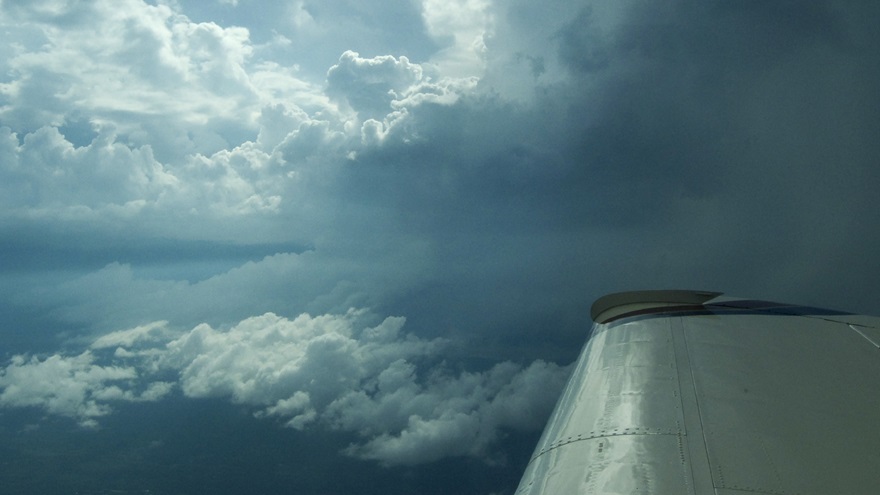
[177, 142, 285, 215]
[0, 0, 492, 262]
[0, 125, 290, 241]
[0, 0, 485, 237]
[0, 1, 258, 119]
[0, 0, 350, 185]
[150, 310, 569, 465]
[0, 1, 309, 226]
[0, 308, 571, 465]
[327, 50, 424, 119]
[0, 351, 172, 428]
[0, 125, 174, 211]
[325, 50, 480, 150]
[154, 311, 450, 422]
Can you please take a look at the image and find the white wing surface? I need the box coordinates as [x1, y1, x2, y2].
[516, 290, 880, 494]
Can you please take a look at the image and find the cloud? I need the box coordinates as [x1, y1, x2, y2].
[0, 0, 335, 167]
[90, 321, 171, 350]
[0, 124, 291, 245]
[0, 125, 174, 211]
[421, 0, 493, 76]
[324, 50, 480, 149]
[327, 51, 424, 118]
[332, 359, 569, 465]
[0, 13, 481, 249]
[0, 308, 571, 465]
[149, 309, 564, 464]
[0, 351, 172, 428]
[3, 1, 877, 355]
[2, 3, 880, 488]
[0, 0, 311, 228]
[154, 309, 570, 465]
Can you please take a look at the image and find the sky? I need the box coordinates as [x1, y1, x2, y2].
[0, 1, 878, 493]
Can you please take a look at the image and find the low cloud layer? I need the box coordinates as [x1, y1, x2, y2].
[2, 309, 570, 465]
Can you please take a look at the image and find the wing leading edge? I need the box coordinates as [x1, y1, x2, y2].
[516, 290, 880, 494]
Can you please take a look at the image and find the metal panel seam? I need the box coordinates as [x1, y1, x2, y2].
[671, 316, 715, 494]
[528, 429, 685, 461]
[849, 324, 880, 348]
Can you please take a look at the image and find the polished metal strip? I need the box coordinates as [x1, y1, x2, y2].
[849, 324, 880, 349]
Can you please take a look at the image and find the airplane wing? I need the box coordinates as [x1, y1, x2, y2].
[516, 290, 880, 494]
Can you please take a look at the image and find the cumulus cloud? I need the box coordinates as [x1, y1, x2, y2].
[0, 125, 296, 240]
[0, 309, 570, 465]
[0, 126, 164, 208]
[0, 1, 300, 225]
[332, 359, 569, 465]
[150, 309, 569, 464]
[0, 351, 172, 428]
[0, 3, 247, 150]
[327, 51, 424, 118]
[0, 1, 482, 245]
[324, 50, 479, 150]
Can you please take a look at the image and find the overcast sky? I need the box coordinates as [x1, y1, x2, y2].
[1, 1, 879, 494]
